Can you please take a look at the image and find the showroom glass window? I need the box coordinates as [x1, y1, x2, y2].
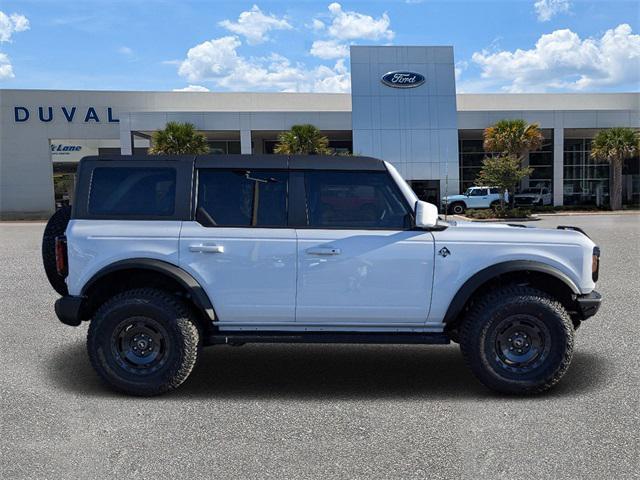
[303, 171, 412, 229]
[563, 138, 610, 206]
[88, 167, 176, 216]
[196, 169, 288, 227]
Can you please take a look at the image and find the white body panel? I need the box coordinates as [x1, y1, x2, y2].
[178, 222, 297, 325]
[427, 222, 596, 324]
[66, 219, 182, 296]
[296, 229, 435, 327]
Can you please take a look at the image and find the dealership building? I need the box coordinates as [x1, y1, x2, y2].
[1, 45, 638, 218]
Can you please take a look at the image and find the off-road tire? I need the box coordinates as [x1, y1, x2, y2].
[459, 286, 574, 395]
[490, 200, 500, 210]
[449, 202, 466, 215]
[87, 288, 201, 396]
[42, 206, 72, 296]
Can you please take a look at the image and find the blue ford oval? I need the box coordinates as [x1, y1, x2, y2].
[381, 71, 426, 88]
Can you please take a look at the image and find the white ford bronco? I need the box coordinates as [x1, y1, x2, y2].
[43, 155, 601, 396]
[441, 186, 507, 215]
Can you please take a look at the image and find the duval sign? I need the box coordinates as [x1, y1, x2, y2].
[381, 71, 425, 88]
[14, 106, 119, 123]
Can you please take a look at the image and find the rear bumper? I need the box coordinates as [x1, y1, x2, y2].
[54, 295, 84, 326]
[575, 291, 602, 320]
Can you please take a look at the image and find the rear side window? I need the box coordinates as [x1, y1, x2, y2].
[489, 188, 500, 194]
[88, 167, 176, 216]
[303, 171, 412, 229]
[196, 169, 288, 227]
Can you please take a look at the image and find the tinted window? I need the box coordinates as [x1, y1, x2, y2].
[489, 188, 500, 194]
[197, 169, 288, 227]
[468, 188, 486, 196]
[304, 171, 411, 229]
[88, 167, 176, 216]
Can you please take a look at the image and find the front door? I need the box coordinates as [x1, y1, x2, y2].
[180, 168, 296, 326]
[295, 170, 435, 326]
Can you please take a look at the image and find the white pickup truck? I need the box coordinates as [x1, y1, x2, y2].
[43, 155, 601, 396]
[441, 186, 507, 214]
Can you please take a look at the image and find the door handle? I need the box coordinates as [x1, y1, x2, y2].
[189, 244, 224, 253]
[306, 247, 341, 256]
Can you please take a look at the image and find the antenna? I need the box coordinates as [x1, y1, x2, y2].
[444, 146, 449, 221]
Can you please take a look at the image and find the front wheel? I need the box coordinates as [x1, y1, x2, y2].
[459, 286, 574, 395]
[87, 288, 201, 396]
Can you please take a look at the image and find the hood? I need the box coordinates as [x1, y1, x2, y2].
[442, 194, 466, 202]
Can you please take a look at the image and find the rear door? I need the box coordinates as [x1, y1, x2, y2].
[179, 165, 297, 326]
[294, 169, 435, 327]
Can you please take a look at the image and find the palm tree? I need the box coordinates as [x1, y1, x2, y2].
[274, 124, 331, 155]
[590, 127, 639, 210]
[483, 119, 544, 160]
[482, 119, 544, 207]
[149, 122, 210, 155]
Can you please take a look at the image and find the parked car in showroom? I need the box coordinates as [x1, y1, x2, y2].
[514, 185, 553, 206]
[441, 186, 507, 214]
[43, 155, 601, 396]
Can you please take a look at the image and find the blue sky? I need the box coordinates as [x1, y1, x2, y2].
[0, 0, 638, 93]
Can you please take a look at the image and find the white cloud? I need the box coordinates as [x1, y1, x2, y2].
[534, 0, 571, 22]
[173, 85, 210, 92]
[325, 3, 394, 41]
[454, 60, 468, 81]
[0, 52, 14, 79]
[219, 5, 292, 45]
[0, 11, 29, 43]
[177, 35, 350, 93]
[118, 46, 133, 56]
[310, 39, 349, 59]
[310, 19, 325, 31]
[471, 24, 640, 92]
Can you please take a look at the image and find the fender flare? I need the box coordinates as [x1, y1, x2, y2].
[81, 258, 216, 320]
[442, 260, 580, 325]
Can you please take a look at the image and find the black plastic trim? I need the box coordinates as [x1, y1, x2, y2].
[81, 258, 216, 320]
[54, 295, 84, 326]
[443, 260, 581, 325]
[575, 290, 602, 320]
[205, 332, 450, 346]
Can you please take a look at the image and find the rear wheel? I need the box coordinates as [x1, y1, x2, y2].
[42, 206, 71, 295]
[449, 202, 466, 215]
[490, 200, 500, 210]
[459, 286, 574, 394]
[87, 288, 201, 396]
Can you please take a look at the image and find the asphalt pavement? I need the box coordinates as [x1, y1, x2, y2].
[1, 214, 638, 479]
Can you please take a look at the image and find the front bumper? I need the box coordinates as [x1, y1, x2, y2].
[54, 295, 84, 326]
[575, 291, 602, 320]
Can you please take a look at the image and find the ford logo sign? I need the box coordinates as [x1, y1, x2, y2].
[381, 71, 425, 88]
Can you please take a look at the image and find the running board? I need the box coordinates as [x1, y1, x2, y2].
[204, 332, 450, 346]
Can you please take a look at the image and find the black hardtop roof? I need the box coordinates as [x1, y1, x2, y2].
[79, 154, 387, 171]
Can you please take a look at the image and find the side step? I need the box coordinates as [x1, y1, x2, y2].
[204, 332, 450, 346]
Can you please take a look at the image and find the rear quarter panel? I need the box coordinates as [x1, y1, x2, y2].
[65, 219, 181, 295]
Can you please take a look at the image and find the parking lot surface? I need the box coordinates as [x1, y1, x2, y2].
[1, 214, 638, 479]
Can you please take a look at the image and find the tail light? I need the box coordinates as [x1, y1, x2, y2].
[55, 236, 68, 277]
[592, 246, 600, 282]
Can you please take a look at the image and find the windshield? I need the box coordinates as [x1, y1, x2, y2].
[520, 188, 539, 194]
[465, 188, 485, 196]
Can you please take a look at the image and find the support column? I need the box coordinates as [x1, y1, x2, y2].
[119, 115, 133, 155]
[240, 130, 252, 154]
[553, 126, 564, 206]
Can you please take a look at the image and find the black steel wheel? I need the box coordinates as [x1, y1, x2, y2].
[491, 314, 551, 375]
[460, 286, 574, 394]
[88, 288, 201, 396]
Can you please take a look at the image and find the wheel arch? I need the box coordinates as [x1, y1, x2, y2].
[80, 258, 216, 326]
[443, 260, 581, 331]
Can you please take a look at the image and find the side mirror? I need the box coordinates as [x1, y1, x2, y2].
[415, 200, 439, 228]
